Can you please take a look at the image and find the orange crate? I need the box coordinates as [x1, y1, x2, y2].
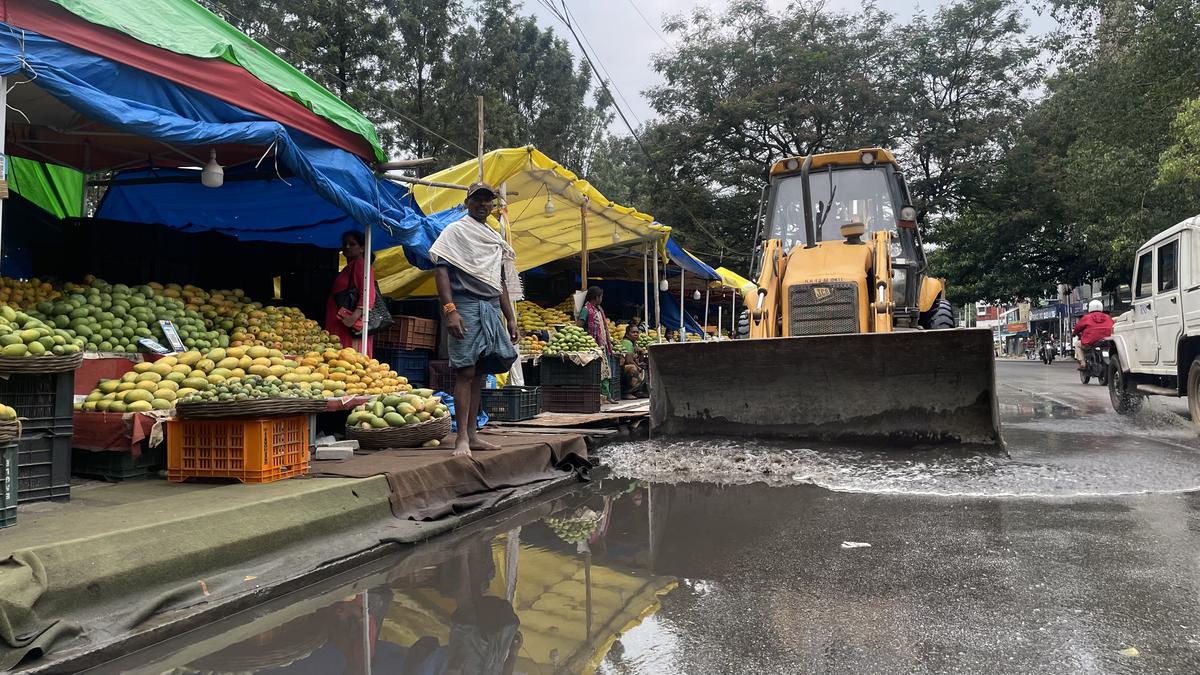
[375, 315, 437, 350]
[166, 416, 309, 484]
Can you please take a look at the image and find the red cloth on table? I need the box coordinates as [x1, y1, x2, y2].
[324, 256, 375, 357]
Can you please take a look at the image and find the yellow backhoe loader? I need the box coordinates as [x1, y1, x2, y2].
[649, 148, 999, 445]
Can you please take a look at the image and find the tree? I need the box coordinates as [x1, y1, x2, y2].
[899, 0, 1042, 213]
[207, 0, 609, 167]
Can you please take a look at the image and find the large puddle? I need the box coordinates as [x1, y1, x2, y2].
[89, 479, 1200, 674]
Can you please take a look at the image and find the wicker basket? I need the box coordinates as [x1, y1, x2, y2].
[176, 398, 327, 419]
[345, 414, 451, 449]
[0, 419, 21, 444]
[0, 352, 83, 374]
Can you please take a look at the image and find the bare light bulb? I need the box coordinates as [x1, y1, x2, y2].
[659, 279, 668, 292]
[543, 193, 555, 217]
[201, 149, 224, 188]
[693, 290, 701, 300]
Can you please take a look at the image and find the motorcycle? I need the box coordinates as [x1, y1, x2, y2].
[1039, 341, 1055, 365]
[1078, 340, 1110, 385]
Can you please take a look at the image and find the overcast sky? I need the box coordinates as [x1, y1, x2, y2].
[525, 0, 1058, 128]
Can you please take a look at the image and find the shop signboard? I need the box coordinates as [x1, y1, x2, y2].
[1070, 301, 1085, 316]
[1030, 305, 1062, 322]
[1007, 322, 1029, 334]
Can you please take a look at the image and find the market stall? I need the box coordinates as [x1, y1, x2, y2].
[0, 0, 450, 519]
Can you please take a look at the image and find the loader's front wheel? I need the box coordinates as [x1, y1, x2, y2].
[920, 298, 956, 330]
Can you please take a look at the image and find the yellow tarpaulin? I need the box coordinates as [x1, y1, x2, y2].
[375, 146, 669, 297]
[715, 266, 754, 293]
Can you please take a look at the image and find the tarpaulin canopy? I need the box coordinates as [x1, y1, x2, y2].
[5, 0, 381, 161]
[665, 235, 719, 281]
[2, 27, 428, 248]
[715, 266, 754, 292]
[375, 146, 669, 297]
[95, 167, 441, 248]
[8, 156, 82, 219]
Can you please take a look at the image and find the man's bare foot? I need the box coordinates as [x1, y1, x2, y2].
[453, 439, 472, 457]
[468, 435, 502, 451]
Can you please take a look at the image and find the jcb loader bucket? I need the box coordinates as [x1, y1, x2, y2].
[648, 328, 1000, 446]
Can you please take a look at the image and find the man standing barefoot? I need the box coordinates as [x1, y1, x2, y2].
[431, 183, 520, 457]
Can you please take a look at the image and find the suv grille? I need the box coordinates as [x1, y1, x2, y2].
[788, 282, 858, 335]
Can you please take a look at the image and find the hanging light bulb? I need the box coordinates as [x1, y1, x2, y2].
[612, 228, 621, 244]
[693, 289, 701, 300]
[543, 193, 555, 217]
[659, 279, 669, 292]
[201, 149, 224, 188]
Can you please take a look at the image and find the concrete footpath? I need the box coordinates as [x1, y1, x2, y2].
[0, 434, 590, 672]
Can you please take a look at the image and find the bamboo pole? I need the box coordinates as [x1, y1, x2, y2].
[360, 220, 373, 354]
[382, 173, 470, 191]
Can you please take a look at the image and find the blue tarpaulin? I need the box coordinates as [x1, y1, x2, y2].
[664, 236, 720, 281]
[1, 26, 431, 249]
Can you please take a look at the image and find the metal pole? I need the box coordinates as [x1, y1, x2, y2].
[652, 245, 661, 343]
[731, 291, 736, 338]
[0, 76, 7, 269]
[360, 223, 372, 354]
[580, 199, 589, 291]
[643, 244, 650, 329]
[718, 305, 723, 339]
[476, 95, 485, 182]
[679, 268, 685, 342]
[703, 289, 710, 340]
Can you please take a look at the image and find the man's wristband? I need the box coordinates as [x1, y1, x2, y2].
[442, 302, 457, 316]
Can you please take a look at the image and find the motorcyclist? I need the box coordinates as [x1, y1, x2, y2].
[1072, 299, 1114, 370]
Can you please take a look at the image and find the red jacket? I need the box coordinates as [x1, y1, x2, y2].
[1073, 311, 1113, 346]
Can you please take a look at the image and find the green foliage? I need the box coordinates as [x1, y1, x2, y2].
[210, 0, 609, 165]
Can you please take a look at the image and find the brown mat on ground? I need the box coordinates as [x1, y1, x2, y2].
[309, 432, 587, 521]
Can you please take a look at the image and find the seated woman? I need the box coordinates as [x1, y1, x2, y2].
[618, 324, 649, 399]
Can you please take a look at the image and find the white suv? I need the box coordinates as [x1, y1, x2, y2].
[1108, 215, 1198, 418]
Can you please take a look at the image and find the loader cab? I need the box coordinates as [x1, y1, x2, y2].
[762, 149, 927, 319]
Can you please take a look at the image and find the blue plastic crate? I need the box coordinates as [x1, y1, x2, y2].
[377, 347, 430, 387]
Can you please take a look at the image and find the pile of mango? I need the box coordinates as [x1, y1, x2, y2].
[0, 306, 84, 356]
[347, 391, 448, 428]
[0, 278, 59, 310]
[542, 325, 598, 356]
[79, 346, 411, 412]
[0, 404, 16, 420]
[518, 334, 546, 356]
[180, 285, 341, 353]
[516, 300, 572, 332]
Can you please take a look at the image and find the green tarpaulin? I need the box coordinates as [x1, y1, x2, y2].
[46, 0, 385, 161]
[8, 157, 82, 219]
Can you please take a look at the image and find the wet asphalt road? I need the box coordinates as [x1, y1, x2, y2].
[92, 359, 1200, 675]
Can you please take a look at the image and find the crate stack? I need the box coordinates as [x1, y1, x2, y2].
[538, 356, 602, 413]
[0, 371, 75, 503]
[375, 315, 438, 389]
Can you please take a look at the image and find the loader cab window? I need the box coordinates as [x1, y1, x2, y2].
[766, 167, 897, 250]
[1134, 250, 1153, 298]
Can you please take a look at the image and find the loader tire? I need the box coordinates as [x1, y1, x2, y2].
[920, 298, 956, 330]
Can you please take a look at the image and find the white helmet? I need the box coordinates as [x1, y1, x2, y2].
[1088, 299, 1104, 313]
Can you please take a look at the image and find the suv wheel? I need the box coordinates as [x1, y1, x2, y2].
[1109, 354, 1142, 415]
